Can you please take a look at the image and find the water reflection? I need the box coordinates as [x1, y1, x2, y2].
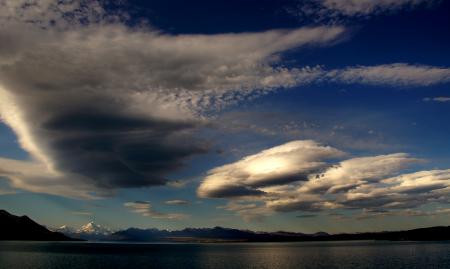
[0, 241, 449, 269]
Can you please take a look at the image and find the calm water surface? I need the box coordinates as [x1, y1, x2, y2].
[0, 240, 449, 269]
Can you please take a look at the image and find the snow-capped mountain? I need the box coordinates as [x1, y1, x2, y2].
[56, 225, 77, 234]
[79, 222, 112, 235]
[55, 222, 114, 241]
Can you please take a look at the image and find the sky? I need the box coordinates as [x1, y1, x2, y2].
[0, 0, 449, 233]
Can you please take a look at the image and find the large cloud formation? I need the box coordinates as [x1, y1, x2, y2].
[199, 140, 450, 220]
[0, 0, 346, 198]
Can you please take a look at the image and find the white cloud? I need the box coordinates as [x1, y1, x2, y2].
[124, 201, 189, 220]
[199, 140, 449, 221]
[383, 169, 450, 195]
[290, 0, 439, 21]
[327, 64, 450, 87]
[71, 211, 93, 216]
[320, 0, 435, 16]
[298, 153, 422, 194]
[164, 199, 190, 205]
[424, 97, 450, 102]
[197, 140, 345, 198]
[0, 157, 109, 199]
[342, 169, 450, 209]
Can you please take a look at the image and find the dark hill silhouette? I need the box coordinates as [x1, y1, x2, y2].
[0, 210, 76, 241]
[323, 226, 450, 241]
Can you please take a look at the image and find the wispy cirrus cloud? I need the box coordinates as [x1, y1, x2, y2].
[71, 211, 93, 216]
[424, 97, 450, 102]
[289, 0, 440, 22]
[165, 199, 190, 205]
[318, 0, 437, 16]
[124, 201, 189, 220]
[355, 208, 450, 220]
[0, 0, 119, 28]
[327, 64, 450, 87]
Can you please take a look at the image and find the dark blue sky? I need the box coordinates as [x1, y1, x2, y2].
[0, 0, 449, 233]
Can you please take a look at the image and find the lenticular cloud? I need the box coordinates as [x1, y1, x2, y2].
[0, 0, 346, 198]
[198, 140, 450, 220]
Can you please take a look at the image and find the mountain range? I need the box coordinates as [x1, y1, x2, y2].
[108, 226, 450, 242]
[2, 209, 450, 242]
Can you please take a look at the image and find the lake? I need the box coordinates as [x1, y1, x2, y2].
[0, 241, 449, 269]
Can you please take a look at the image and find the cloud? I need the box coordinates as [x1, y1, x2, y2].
[298, 153, 422, 195]
[198, 140, 345, 198]
[216, 110, 395, 152]
[266, 195, 329, 213]
[424, 97, 450, 102]
[318, 0, 436, 16]
[210, 63, 450, 92]
[164, 199, 190, 205]
[71, 211, 93, 216]
[0, 1, 448, 200]
[344, 169, 450, 209]
[0, 0, 347, 198]
[124, 201, 189, 220]
[355, 208, 450, 220]
[296, 214, 318, 218]
[218, 201, 273, 222]
[283, 168, 450, 213]
[0, 187, 16, 195]
[327, 64, 450, 87]
[0, 0, 117, 29]
[289, 0, 439, 22]
[200, 140, 449, 221]
[0, 157, 107, 199]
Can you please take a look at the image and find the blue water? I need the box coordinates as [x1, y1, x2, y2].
[0, 241, 449, 269]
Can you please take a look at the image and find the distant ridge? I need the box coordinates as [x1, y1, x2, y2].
[110, 226, 304, 242]
[110, 225, 450, 243]
[0, 210, 77, 241]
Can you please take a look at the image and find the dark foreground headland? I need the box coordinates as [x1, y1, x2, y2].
[0, 209, 77, 241]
